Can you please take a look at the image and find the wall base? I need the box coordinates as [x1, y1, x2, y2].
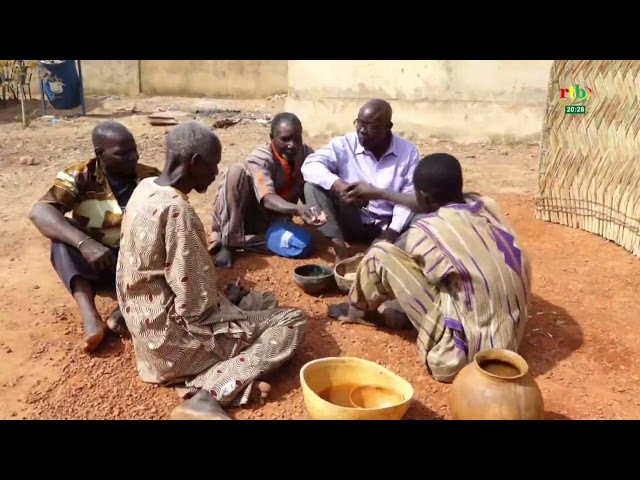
[285, 97, 546, 144]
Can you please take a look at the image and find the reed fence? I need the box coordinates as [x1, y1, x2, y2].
[535, 60, 640, 257]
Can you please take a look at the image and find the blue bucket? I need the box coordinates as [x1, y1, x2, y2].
[37, 60, 82, 110]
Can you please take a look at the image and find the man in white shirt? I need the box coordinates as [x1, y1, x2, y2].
[301, 99, 420, 262]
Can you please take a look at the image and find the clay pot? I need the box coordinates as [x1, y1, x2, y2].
[448, 348, 544, 420]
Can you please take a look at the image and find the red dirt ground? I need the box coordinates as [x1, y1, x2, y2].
[0, 96, 638, 420]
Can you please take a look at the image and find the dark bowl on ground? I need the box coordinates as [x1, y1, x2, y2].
[292, 264, 335, 295]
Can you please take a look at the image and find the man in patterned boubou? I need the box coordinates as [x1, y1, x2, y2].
[116, 121, 307, 420]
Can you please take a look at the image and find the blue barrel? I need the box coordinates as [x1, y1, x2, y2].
[37, 60, 82, 110]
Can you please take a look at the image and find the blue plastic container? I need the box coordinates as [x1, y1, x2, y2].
[37, 60, 82, 110]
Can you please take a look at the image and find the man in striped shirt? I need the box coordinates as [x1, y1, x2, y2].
[329, 153, 531, 383]
[209, 113, 324, 268]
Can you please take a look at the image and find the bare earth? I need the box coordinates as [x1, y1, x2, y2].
[0, 95, 638, 420]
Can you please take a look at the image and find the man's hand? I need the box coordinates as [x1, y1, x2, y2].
[330, 179, 350, 195]
[344, 182, 382, 202]
[339, 182, 376, 208]
[330, 180, 369, 208]
[299, 205, 327, 227]
[372, 228, 400, 246]
[79, 238, 116, 272]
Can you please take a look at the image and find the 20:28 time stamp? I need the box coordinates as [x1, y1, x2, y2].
[565, 105, 586, 114]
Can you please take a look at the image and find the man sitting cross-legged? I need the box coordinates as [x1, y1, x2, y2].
[28, 121, 160, 353]
[301, 99, 420, 263]
[329, 153, 532, 383]
[116, 121, 307, 420]
[210, 112, 325, 268]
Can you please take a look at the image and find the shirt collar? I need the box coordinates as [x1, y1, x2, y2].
[355, 134, 397, 159]
[446, 197, 484, 214]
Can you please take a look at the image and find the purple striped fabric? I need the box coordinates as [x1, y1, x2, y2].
[342, 194, 530, 382]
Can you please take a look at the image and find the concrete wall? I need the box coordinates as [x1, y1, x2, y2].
[22, 60, 554, 142]
[26, 60, 287, 99]
[25, 60, 140, 97]
[139, 60, 288, 98]
[80, 60, 140, 96]
[285, 60, 554, 143]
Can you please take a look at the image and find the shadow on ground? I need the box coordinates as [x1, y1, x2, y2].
[0, 98, 108, 125]
[92, 334, 126, 358]
[545, 411, 572, 420]
[520, 294, 584, 378]
[405, 400, 445, 420]
[339, 293, 584, 381]
[215, 254, 270, 289]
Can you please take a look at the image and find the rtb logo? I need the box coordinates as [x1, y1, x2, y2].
[559, 84, 593, 105]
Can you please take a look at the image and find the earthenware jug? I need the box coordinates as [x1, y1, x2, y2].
[448, 348, 544, 420]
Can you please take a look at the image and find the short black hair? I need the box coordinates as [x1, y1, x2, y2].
[413, 153, 463, 204]
[270, 112, 302, 137]
[91, 120, 132, 147]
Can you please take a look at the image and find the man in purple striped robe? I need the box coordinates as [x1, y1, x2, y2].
[329, 153, 532, 383]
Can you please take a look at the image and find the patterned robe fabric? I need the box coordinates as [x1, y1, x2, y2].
[37, 158, 161, 248]
[116, 178, 307, 406]
[348, 195, 531, 383]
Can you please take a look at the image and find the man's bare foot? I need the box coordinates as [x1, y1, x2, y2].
[257, 381, 271, 404]
[72, 277, 108, 353]
[170, 389, 231, 420]
[332, 239, 349, 264]
[215, 247, 234, 268]
[106, 306, 128, 337]
[82, 315, 107, 353]
[327, 303, 378, 327]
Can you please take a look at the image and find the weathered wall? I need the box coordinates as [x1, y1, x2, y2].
[28, 60, 287, 99]
[26, 60, 140, 97]
[79, 60, 140, 96]
[24, 60, 554, 142]
[139, 60, 288, 98]
[285, 60, 554, 143]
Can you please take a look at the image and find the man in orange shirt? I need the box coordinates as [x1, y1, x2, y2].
[209, 112, 324, 267]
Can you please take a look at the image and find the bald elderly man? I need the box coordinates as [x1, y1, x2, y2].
[29, 120, 161, 353]
[301, 99, 421, 262]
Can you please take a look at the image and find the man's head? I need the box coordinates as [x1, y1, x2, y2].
[270, 112, 303, 161]
[354, 99, 393, 151]
[92, 121, 138, 179]
[164, 121, 222, 194]
[413, 153, 464, 213]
